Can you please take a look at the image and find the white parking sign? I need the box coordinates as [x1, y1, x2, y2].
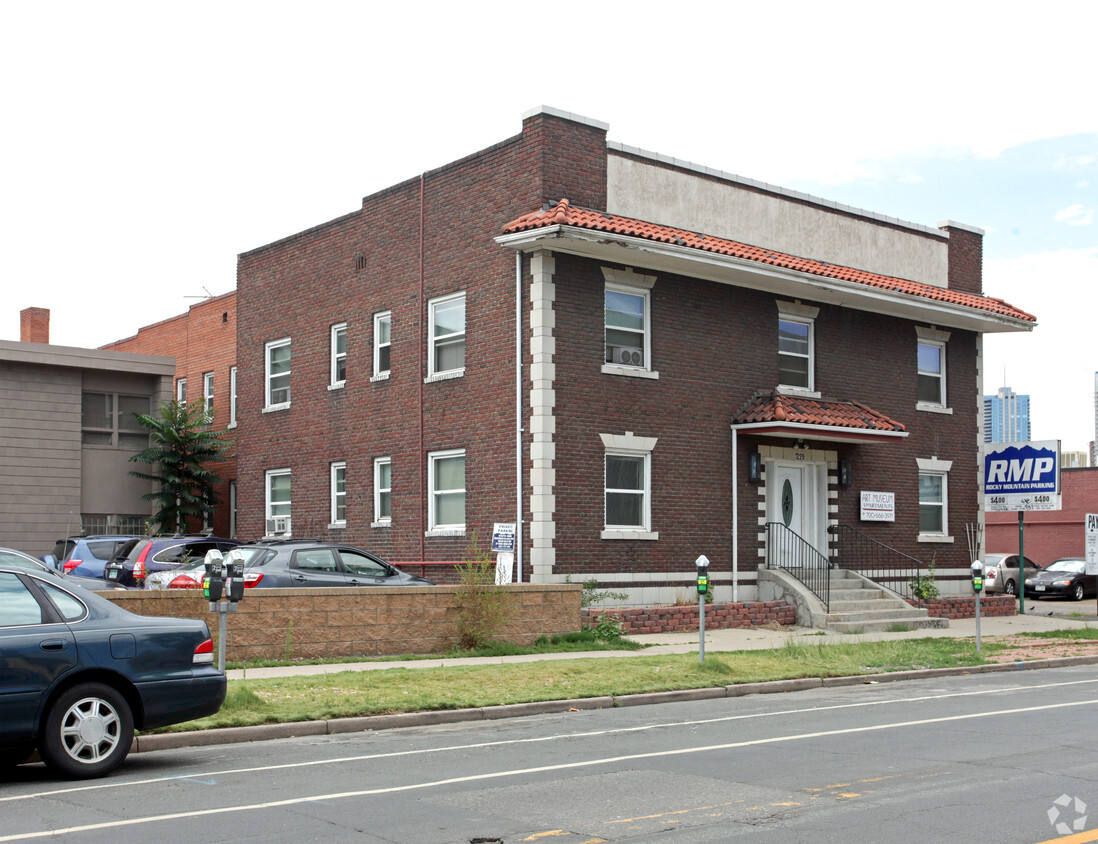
[1086, 514, 1098, 576]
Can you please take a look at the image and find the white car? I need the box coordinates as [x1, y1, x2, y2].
[983, 552, 1040, 596]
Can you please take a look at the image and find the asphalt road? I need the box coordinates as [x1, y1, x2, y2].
[4, 665, 1098, 843]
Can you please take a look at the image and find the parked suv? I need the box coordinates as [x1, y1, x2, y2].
[103, 536, 240, 588]
[41, 535, 145, 579]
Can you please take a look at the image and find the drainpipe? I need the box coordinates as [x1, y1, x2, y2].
[515, 251, 524, 581]
[418, 174, 425, 563]
[732, 426, 739, 602]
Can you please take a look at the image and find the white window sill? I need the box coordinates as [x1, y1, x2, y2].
[916, 402, 953, 414]
[328, 522, 346, 530]
[370, 372, 391, 383]
[328, 382, 345, 392]
[917, 534, 955, 543]
[262, 403, 291, 414]
[776, 386, 820, 398]
[425, 527, 465, 538]
[601, 364, 659, 380]
[371, 520, 391, 529]
[601, 530, 659, 540]
[424, 369, 465, 384]
[227, 422, 237, 430]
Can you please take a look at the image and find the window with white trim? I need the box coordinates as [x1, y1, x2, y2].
[203, 372, 214, 417]
[373, 311, 391, 380]
[228, 366, 237, 428]
[776, 301, 819, 393]
[916, 326, 950, 410]
[176, 378, 187, 403]
[330, 462, 346, 526]
[374, 457, 391, 526]
[602, 267, 657, 378]
[916, 457, 953, 542]
[427, 294, 465, 379]
[427, 449, 465, 532]
[265, 469, 291, 520]
[330, 323, 347, 387]
[599, 432, 658, 540]
[265, 338, 291, 410]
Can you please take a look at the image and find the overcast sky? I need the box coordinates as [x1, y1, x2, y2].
[3, 2, 1095, 454]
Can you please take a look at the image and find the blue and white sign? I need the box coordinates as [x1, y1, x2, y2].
[982, 440, 1062, 512]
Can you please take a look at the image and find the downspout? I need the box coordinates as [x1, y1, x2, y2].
[732, 426, 739, 602]
[515, 251, 524, 581]
[418, 174, 426, 563]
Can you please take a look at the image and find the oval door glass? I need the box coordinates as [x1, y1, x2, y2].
[781, 479, 794, 526]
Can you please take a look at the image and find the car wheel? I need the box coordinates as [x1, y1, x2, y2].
[39, 683, 134, 779]
[1005, 580, 1016, 596]
[1073, 583, 1085, 601]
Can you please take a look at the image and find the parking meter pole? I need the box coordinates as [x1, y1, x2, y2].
[1018, 511, 1025, 616]
[695, 555, 710, 664]
[974, 589, 981, 654]
[698, 593, 705, 664]
[217, 608, 227, 672]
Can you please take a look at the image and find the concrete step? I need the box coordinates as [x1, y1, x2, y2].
[826, 607, 932, 623]
[828, 589, 890, 602]
[826, 616, 950, 633]
[829, 598, 904, 612]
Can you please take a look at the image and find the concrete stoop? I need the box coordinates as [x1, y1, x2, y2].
[758, 567, 950, 633]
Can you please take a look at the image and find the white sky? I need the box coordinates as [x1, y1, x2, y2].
[3, 1, 1096, 453]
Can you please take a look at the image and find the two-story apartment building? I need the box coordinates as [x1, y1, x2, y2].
[234, 107, 1034, 601]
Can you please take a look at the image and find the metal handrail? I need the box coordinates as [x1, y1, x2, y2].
[828, 524, 931, 603]
[765, 522, 831, 612]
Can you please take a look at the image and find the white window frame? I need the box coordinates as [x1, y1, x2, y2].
[265, 468, 291, 520]
[330, 461, 346, 528]
[916, 326, 951, 413]
[264, 337, 291, 411]
[426, 293, 465, 381]
[228, 366, 237, 428]
[599, 432, 658, 540]
[330, 322, 347, 389]
[372, 311, 392, 381]
[176, 378, 187, 403]
[373, 456, 392, 527]
[202, 371, 214, 418]
[601, 267, 658, 380]
[426, 448, 465, 535]
[916, 457, 953, 543]
[776, 300, 819, 396]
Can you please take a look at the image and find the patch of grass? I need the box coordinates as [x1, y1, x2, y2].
[887, 624, 913, 633]
[1016, 626, 1098, 641]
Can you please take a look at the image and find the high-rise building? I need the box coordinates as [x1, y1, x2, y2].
[983, 386, 1030, 443]
[1091, 372, 1097, 465]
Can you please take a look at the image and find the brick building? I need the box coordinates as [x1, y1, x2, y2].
[234, 107, 1035, 601]
[986, 468, 1098, 564]
[102, 291, 238, 537]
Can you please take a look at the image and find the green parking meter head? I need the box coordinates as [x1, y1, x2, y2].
[695, 554, 710, 595]
[971, 559, 984, 594]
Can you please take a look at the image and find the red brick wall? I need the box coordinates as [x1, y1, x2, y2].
[20, 307, 50, 343]
[101, 292, 238, 537]
[986, 468, 1098, 564]
[582, 601, 796, 634]
[909, 594, 1016, 618]
[941, 224, 984, 296]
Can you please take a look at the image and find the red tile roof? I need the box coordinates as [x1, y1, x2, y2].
[733, 392, 907, 433]
[503, 199, 1035, 324]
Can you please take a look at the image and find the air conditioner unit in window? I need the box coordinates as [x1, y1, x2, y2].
[612, 347, 644, 367]
[266, 517, 291, 536]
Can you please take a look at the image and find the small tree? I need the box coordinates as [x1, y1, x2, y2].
[129, 399, 232, 534]
[453, 532, 517, 649]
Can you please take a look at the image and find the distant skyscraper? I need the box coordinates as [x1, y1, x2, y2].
[1092, 372, 1097, 465]
[983, 386, 1030, 444]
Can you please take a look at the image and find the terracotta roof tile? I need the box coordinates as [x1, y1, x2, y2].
[504, 199, 1035, 324]
[733, 392, 906, 433]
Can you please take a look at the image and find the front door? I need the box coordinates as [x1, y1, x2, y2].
[767, 459, 826, 563]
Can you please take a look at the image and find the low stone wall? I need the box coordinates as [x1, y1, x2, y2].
[909, 595, 1017, 619]
[101, 584, 582, 662]
[582, 601, 796, 635]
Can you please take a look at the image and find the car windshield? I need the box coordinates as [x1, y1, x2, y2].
[1045, 559, 1085, 574]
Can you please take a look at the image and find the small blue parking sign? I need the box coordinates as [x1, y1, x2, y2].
[982, 440, 1061, 512]
[491, 523, 516, 553]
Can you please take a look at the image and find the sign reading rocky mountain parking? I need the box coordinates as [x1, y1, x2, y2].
[982, 440, 1061, 512]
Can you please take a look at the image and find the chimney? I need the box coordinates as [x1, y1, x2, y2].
[20, 307, 50, 344]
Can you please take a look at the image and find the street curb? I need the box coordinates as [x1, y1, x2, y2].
[133, 654, 1098, 754]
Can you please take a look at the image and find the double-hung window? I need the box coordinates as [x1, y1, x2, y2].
[599, 432, 658, 540]
[776, 301, 819, 393]
[176, 378, 187, 403]
[373, 311, 391, 380]
[265, 469, 291, 521]
[427, 293, 465, 379]
[330, 462, 346, 527]
[916, 326, 950, 411]
[203, 372, 214, 418]
[602, 267, 657, 378]
[265, 338, 291, 410]
[228, 366, 237, 428]
[427, 449, 465, 532]
[330, 323, 347, 388]
[374, 457, 391, 526]
[916, 457, 953, 542]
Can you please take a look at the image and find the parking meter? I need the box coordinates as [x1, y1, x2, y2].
[695, 554, 710, 596]
[224, 549, 245, 602]
[971, 560, 984, 594]
[204, 549, 225, 602]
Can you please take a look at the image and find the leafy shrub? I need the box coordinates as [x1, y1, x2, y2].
[453, 532, 517, 650]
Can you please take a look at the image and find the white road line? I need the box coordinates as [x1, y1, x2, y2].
[3, 697, 1097, 841]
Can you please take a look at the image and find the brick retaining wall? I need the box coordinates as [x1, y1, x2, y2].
[908, 595, 1017, 619]
[101, 584, 582, 662]
[582, 601, 796, 635]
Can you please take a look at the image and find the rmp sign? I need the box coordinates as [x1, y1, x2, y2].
[982, 440, 1061, 512]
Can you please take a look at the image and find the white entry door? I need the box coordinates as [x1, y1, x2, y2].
[767, 460, 826, 562]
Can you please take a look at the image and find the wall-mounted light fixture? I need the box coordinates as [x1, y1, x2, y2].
[748, 450, 761, 484]
[838, 457, 852, 488]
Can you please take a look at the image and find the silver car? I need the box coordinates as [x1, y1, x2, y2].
[983, 552, 1039, 596]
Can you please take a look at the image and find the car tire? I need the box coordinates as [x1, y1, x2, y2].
[1005, 580, 1016, 596]
[1073, 583, 1085, 601]
[39, 683, 134, 779]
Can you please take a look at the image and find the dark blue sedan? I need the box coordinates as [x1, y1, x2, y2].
[0, 565, 226, 779]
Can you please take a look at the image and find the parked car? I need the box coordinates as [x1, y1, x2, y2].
[1024, 557, 1096, 601]
[40, 535, 145, 579]
[144, 545, 270, 591]
[1, 547, 57, 575]
[103, 536, 240, 588]
[0, 564, 225, 778]
[983, 552, 1040, 596]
